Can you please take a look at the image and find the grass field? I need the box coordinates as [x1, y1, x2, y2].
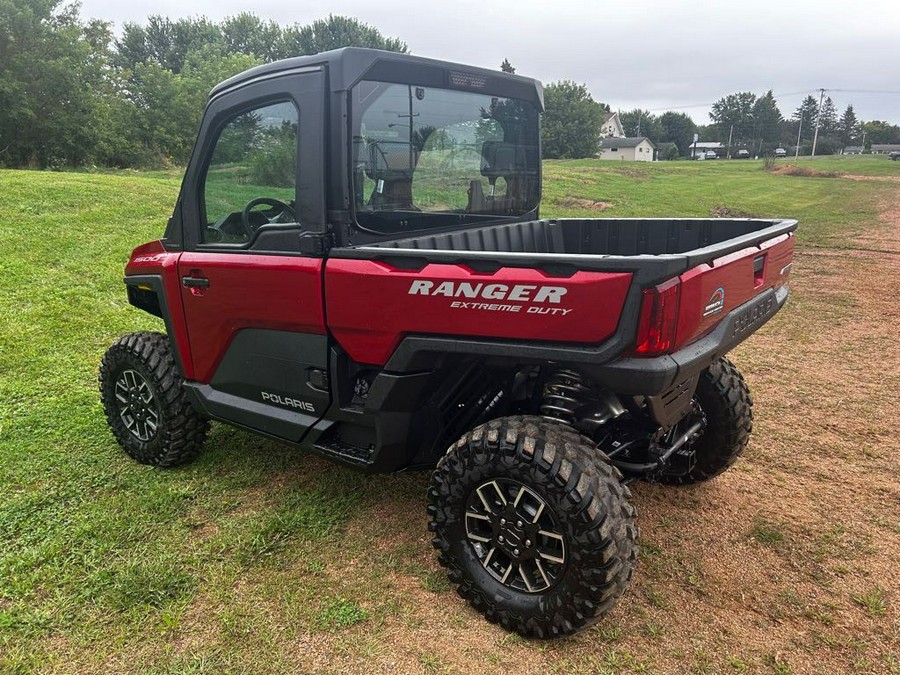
[1, 155, 898, 673]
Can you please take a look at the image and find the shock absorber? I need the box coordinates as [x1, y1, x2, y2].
[539, 369, 591, 425]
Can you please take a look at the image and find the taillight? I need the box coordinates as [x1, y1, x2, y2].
[633, 278, 680, 356]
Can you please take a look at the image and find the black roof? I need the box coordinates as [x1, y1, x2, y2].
[209, 47, 544, 108]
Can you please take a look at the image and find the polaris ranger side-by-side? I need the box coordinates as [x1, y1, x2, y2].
[100, 48, 796, 637]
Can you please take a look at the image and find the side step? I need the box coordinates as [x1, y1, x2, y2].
[312, 438, 375, 467]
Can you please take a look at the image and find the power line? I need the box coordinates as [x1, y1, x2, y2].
[828, 88, 900, 95]
[641, 89, 817, 114]
[637, 87, 900, 116]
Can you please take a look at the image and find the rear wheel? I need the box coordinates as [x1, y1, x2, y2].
[99, 332, 208, 467]
[658, 357, 753, 484]
[427, 416, 637, 638]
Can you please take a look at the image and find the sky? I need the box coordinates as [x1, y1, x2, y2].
[79, 0, 900, 125]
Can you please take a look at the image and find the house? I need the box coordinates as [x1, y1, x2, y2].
[841, 146, 864, 155]
[688, 141, 725, 159]
[599, 136, 656, 162]
[871, 143, 900, 154]
[601, 112, 624, 138]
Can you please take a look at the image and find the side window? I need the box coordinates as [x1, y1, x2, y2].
[202, 101, 299, 244]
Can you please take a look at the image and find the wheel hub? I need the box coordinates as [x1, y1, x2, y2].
[494, 506, 541, 562]
[465, 479, 566, 593]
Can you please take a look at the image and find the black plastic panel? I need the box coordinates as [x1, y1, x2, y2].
[204, 328, 330, 441]
[124, 275, 186, 374]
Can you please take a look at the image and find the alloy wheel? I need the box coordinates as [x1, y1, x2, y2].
[464, 478, 566, 593]
[115, 369, 159, 442]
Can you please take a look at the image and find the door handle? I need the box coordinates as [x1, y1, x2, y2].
[182, 276, 210, 288]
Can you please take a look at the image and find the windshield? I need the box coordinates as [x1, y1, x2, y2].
[351, 80, 540, 233]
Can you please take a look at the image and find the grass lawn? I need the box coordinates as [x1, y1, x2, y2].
[0, 156, 897, 673]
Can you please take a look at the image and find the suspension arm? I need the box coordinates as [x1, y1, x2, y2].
[609, 419, 705, 474]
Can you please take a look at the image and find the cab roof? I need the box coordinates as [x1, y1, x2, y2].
[210, 47, 544, 109]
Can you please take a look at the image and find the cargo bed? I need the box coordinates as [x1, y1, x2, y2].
[366, 217, 797, 264]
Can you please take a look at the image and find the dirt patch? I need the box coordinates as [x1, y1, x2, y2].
[769, 164, 842, 178]
[847, 191, 900, 253]
[710, 205, 761, 218]
[554, 196, 614, 211]
[570, 166, 650, 180]
[840, 173, 900, 183]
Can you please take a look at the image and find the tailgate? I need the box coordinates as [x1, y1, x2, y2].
[674, 232, 794, 350]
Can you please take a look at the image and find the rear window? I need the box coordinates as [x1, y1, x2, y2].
[351, 80, 540, 233]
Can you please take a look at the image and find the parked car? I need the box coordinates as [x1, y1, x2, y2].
[736, 149, 751, 159]
[705, 150, 718, 159]
[890, 151, 900, 161]
[774, 147, 787, 158]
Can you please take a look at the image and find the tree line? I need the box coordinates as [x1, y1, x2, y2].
[702, 90, 899, 156]
[3, 1, 899, 168]
[0, 1, 406, 168]
[539, 83, 900, 160]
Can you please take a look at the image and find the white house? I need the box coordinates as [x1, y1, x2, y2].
[688, 142, 725, 159]
[599, 136, 656, 162]
[871, 143, 900, 154]
[601, 112, 624, 138]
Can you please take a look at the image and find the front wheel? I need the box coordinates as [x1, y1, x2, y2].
[99, 332, 209, 467]
[427, 416, 637, 638]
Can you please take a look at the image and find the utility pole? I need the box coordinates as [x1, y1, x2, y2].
[795, 111, 804, 159]
[811, 87, 826, 157]
[726, 124, 734, 159]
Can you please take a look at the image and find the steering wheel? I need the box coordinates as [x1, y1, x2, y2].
[240, 197, 297, 239]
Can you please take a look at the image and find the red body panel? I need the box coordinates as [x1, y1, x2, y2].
[675, 233, 794, 349]
[125, 240, 195, 379]
[177, 252, 325, 382]
[325, 259, 633, 365]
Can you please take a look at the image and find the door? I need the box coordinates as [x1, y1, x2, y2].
[176, 69, 330, 442]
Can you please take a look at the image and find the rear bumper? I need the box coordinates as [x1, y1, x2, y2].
[590, 285, 788, 394]
[384, 285, 788, 396]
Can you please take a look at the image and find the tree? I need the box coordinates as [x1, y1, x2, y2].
[658, 111, 697, 157]
[818, 96, 838, 135]
[222, 13, 282, 62]
[860, 120, 900, 145]
[751, 91, 782, 145]
[619, 109, 661, 143]
[110, 14, 406, 166]
[838, 104, 859, 146]
[114, 16, 222, 73]
[793, 95, 819, 142]
[500, 58, 515, 73]
[279, 15, 407, 57]
[541, 81, 605, 159]
[710, 92, 756, 142]
[0, 0, 121, 167]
